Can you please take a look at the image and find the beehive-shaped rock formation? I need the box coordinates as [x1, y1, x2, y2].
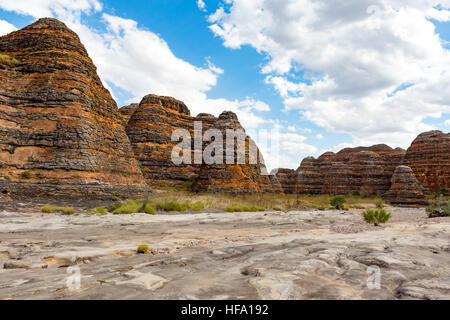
[403, 131, 449, 193]
[125, 95, 277, 192]
[0, 18, 148, 198]
[383, 166, 427, 206]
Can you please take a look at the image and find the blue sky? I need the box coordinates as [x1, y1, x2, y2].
[0, 0, 449, 170]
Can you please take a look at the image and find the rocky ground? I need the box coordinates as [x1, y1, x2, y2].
[0, 206, 449, 300]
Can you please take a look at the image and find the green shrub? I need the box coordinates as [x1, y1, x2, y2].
[363, 209, 392, 226]
[94, 207, 106, 214]
[0, 54, 18, 67]
[225, 203, 265, 212]
[20, 171, 32, 179]
[318, 205, 327, 211]
[137, 244, 149, 254]
[191, 201, 205, 211]
[143, 204, 156, 215]
[155, 198, 190, 212]
[427, 199, 450, 218]
[41, 206, 75, 215]
[112, 200, 141, 214]
[330, 195, 346, 210]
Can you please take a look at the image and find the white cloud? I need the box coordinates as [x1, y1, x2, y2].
[315, 134, 324, 140]
[0, 0, 102, 17]
[0, 19, 16, 35]
[445, 119, 450, 126]
[209, 0, 450, 149]
[197, 0, 206, 12]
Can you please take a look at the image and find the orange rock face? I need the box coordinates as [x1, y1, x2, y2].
[277, 145, 406, 195]
[119, 103, 139, 126]
[0, 18, 148, 199]
[383, 166, 427, 206]
[403, 131, 450, 193]
[125, 94, 277, 192]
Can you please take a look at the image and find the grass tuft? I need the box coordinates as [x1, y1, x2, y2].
[225, 203, 266, 213]
[0, 54, 19, 67]
[41, 206, 75, 215]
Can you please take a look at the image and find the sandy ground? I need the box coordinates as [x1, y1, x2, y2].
[0, 207, 449, 300]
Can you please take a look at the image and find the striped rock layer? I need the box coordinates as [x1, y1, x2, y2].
[124, 94, 279, 193]
[383, 166, 427, 206]
[403, 131, 450, 193]
[0, 18, 148, 199]
[276, 145, 406, 195]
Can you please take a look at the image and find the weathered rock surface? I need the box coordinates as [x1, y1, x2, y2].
[125, 94, 277, 192]
[403, 131, 450, 194]
[383, 166, 427, 206]
[0, 207, 448, 299]
[0, 18, 148, 199]
[277, 145, 406, 195]
[119, 103, 139, 126]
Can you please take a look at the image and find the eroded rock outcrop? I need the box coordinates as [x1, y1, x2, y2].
[277, 145, 406, 195]
[0, 18, 148, 199]
[126, 95, 277, 192]
[119, 103, 139, 126]
[403, 131, 450, 193]
[383, 166, 427, 206]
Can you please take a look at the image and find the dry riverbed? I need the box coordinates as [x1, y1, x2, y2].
[0, 207, 449, 300]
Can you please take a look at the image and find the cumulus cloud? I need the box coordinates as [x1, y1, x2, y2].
[197, 0, 206, 12]
[0, 0, 102, 17]
[0, 19, 16, 35]
[209, 0, 450, 149]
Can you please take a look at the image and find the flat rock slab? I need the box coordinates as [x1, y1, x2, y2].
[0, 208, 449, 300]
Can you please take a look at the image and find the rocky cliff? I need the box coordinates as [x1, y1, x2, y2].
[403, 131, 450, 193]
[125, 95, 278, 192]
[276, 145, 406, 195]
[0, 18, 148, 199]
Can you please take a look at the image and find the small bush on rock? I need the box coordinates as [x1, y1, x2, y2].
[137, 244, 149, 254]
[330, 196, 346, 210]
[112, 200, 141, 214]
[94, 207, 106, 214]
[225, 203, 265, 212]
[427, 198, 450, 218]
[0, 54, 18, 67]
[363, 209, 391, 226]
[20, 171, 32, 179]
[41, 206, 75, 215]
